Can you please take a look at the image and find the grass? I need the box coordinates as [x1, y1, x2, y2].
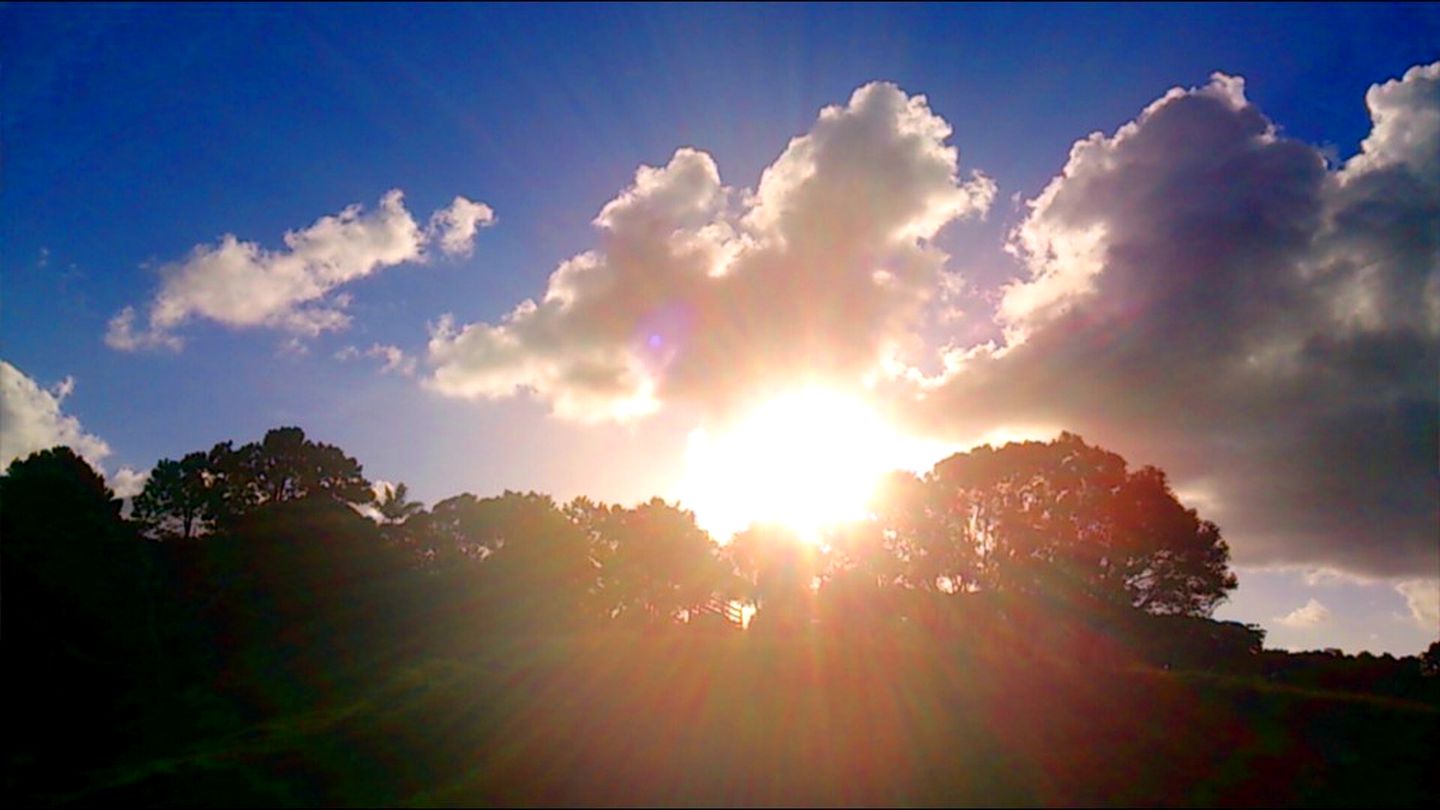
[31, 632, 1440, 807]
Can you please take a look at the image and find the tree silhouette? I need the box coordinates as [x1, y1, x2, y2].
[1424, 640, 1440, 677]
[916, 433, 1236, 616]
[370, 481, 428, 566]
[8, 429, 1436, 808]
[131, 428, 374, 534]
[1, 448, 170, 775]
[410, 492, 495, 566]
[865, 469, 975, 592]
[1, 448, 161, 667]
[728, 524, 821, 632]
[820, 519, 908, 630]
[375, 481, 425, 524]
[477, 492, 598, 627]
[409, 491, 598, 630]
[199, 493, 412, 710]
[132, 451, 217, 539]
[583, 498, 732, 624]
[230, 427, 374, 507]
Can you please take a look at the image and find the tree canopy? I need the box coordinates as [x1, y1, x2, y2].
[132, 427, 374, 538]
[582, 498, 736, 624]
[901, 432, 1236, 616]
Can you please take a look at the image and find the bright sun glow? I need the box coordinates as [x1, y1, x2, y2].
[676, 388, 949, 543]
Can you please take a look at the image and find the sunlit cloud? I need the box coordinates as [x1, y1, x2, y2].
[1275, 598, 1331, 629]
[110, 466, 150, 499]
[1395, 579, 1440, 631]
[335, 343, 417, 376]
[107, 190, 493, 351]
[426, 82, 995, 420]
[428, 196, 496, 257]
[0, 360, 142, 497]
[1, 360, 112, 472]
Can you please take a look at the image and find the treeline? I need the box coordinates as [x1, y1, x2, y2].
[10, 428, 1262, 658]
[3, 427, 1437, 805]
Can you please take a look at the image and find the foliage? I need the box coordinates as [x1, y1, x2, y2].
[0, 448, 159, 670]
[132, 427, 374, 536]
[582, 498, 733, 624]
[132, 451, 215, 539]
[1419, 639, 1440, 677]
[403, 490, 599, 630]
[202, 495, 406, 679]
[0, 448, 169, 777]
[223, 426, 374, 512]
[915, 432, 1236, 616]
[375, 481, 425, 524]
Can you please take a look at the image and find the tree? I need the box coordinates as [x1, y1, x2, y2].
[1, 448, 170, 774]
[863, 470, 976, 592]
[200, 493, 410, 706]
[371, 481, 428, 563]
[0, 448, 156, 663]
[410, 492, 496, 565]
[411, 491, 599, 630]
[230, 427, 373, 507]
[727, 523, 822, 633]
[376, 481, 425, 525]
[583, 498, 732, 624]
[902, 433, 1235, 617]
[132, 451, 217, 539]
[1423, 640, 1440, 677]
[130, 428, 374, 534]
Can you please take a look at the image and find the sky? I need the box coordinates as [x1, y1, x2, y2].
[2, 3, 1436, 655]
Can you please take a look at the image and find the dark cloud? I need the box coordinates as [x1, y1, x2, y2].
[906, 64, 1439, 579]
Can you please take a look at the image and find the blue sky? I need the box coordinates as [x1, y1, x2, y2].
[2, 3, 1436, 654]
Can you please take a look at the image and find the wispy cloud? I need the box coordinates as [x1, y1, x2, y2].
[335, 343, 417, 376]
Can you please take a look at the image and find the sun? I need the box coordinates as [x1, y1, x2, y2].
[676, 388, 943, 543]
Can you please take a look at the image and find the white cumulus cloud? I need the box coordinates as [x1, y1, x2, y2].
[110, 466, 150, 499]
[428, 196, 496, 257]
[1, 361, 160, 499]
[108, 190, 493, 351]
[1395, 579, 1440, 632]
[427, 82, 995, 421]
[1, 360, 112, 472]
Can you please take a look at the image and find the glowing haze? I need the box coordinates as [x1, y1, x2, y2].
[675, 388, 953, 542]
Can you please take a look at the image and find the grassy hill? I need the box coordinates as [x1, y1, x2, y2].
[41, 632, 1438, 807]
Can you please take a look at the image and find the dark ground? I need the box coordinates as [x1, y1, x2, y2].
[23, 632, 1437, 808]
